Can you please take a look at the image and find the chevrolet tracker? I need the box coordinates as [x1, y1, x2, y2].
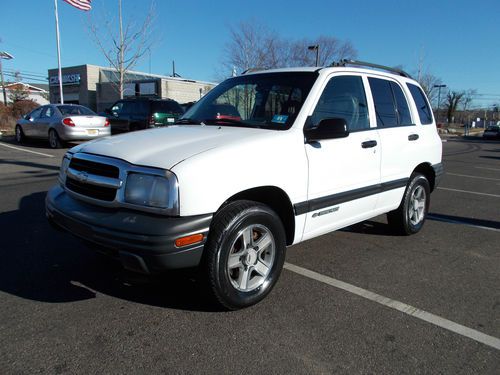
[46, 60, 443, 309]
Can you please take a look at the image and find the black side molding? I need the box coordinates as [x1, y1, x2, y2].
[294, 177, 408, 216]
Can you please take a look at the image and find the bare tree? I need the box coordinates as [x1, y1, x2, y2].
[444, 91, 465, 123]
[222, 21, 357, 77]
[87, 0, 156, 98]
[462, 89, 477, 112]
[416, 71, 443, 107]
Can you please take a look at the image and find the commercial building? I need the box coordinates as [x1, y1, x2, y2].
[48, 64, 215, 112]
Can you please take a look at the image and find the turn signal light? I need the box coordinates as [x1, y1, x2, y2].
[175, 233, 204, 247]
[62, 118, 75, 127]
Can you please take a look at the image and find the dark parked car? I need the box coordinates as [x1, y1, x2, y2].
[104, 98, 184, 133]
[482, 125, 500, 140]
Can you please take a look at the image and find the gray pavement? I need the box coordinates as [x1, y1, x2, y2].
[0, 136, 499, 374]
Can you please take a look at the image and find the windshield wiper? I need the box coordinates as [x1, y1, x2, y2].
[203, 118, 244, 126]
[175, 118, 202, 125]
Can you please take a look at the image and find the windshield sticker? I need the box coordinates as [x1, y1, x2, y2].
[272, 115, 288, 124]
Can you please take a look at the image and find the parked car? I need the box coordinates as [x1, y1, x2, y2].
[482, 125, 500, 139]
[104, 98, 184, 133]
[46, 60, 443, 309]
[16, 104, 110, 149]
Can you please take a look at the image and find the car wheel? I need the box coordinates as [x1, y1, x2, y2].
[48, 129, 63, 149]
[387, 173, 430, 235]
[15, 125, 25, 143]
[202, 200, 286, 310]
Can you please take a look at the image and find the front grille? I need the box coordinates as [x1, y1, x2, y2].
[66, 157, 120, 201]
[66, 178, 117, 201]
[69, 158, 119, 178]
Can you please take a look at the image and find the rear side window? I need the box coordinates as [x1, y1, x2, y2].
[369, 77, 412, 127]
[152, 101, 184, 115]
[407, 83, 433, 125]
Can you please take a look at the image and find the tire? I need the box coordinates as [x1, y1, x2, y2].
[387, 173, 430, 235]
[48, 129, 63, 149]
[15, 125, 25, 143]
[201, 200, 286, 310]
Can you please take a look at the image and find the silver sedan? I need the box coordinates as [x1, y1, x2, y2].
[15, 104, 111, 148]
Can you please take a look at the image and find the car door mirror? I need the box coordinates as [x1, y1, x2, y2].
[304, 118, 349, 142]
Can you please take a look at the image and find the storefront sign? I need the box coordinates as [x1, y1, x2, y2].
[49, 73, 81, 86]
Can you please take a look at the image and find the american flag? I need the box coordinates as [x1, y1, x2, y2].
[63, 0, 92, 11]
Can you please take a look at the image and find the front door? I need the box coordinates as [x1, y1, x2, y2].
[302, 74, 381, 241]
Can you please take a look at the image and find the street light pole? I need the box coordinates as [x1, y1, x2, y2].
[434, 84, 446, 123]
[0, 51, 14, 105]
[308, 45, 319, 67]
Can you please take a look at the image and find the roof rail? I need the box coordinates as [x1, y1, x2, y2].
[241, 67, 266, 75]
[331, 59, 412, 78]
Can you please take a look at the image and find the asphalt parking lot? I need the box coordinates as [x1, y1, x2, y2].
[0, 136, 499, 374]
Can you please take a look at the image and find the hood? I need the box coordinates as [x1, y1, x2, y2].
[72, 125, 269, 169]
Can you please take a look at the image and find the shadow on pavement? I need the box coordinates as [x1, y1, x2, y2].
[0, 158, 61, 171]
[0, 191, 221, 312]
[341, 219, 399, 236]
[428, 213, 500, 230]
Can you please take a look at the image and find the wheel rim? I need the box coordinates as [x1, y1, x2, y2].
[408, 185, 426, 225]
[226, 224, 276, 292]
[49, 131, 57, 147]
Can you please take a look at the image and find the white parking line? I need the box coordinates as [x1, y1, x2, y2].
[284, 262, 500, 351]
[446, 172, 500, 182]
[0, 142, 55, 158]
[437, 187, 500, 198]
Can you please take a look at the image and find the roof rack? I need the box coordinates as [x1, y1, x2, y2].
[330, 59, 412, 78]
[241, 67, 266, 75]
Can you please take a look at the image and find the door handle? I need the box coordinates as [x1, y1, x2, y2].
[361, 140, 378, 148]
[408, 134, 419, 141]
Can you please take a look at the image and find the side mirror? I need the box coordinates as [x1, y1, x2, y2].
[304, 118, 349, 142]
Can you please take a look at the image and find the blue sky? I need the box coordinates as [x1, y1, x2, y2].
[1, 0, 499, 107]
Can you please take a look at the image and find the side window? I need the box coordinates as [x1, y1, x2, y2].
[368, 78, 397, 127]
[407, 83, 433, 125]
[120, 101, 135, 115]
[369, 77, 413, 127]
[391, 82, 412, 125]
[41, 106, 53, 118]
[111, 102, 124, 114]
[311, 75, 369, 131]
[29, 107, 43, 119]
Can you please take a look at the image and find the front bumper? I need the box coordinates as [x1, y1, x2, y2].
[46, 185, 212, 273]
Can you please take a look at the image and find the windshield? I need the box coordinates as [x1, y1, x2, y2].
[180, 72, 318, 130]
[57, 105, 96, 116]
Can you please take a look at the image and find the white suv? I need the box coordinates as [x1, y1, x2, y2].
[46, 60, 443, 309]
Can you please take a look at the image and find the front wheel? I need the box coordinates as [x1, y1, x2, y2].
[202, 200, 286, 310]
[387, 173, 430, 235]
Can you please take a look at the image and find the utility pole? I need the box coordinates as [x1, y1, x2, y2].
[434, 84, 446, 123]
[118, 0, 124, 99]
[0, 51, 14, 104]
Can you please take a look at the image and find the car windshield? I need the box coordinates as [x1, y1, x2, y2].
[151, 101, 184, 114]
[179, 72, 318, 130]
[57, 105, 96, 116]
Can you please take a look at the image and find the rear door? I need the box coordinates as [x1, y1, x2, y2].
[302, 73, 381, 240]
[367, 76, 422, 212]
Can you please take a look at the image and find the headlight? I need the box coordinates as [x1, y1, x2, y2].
[124, 171, 179, 212]
[58, 153, 72, 185]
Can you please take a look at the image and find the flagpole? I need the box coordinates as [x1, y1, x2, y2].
[54, 0, 64, 104]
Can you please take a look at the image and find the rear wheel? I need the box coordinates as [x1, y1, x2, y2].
[202, 200, 286, 310]
[15, 125, 25, 143]
[48, 129, 63, 149]
[387, 173, 430, 235]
